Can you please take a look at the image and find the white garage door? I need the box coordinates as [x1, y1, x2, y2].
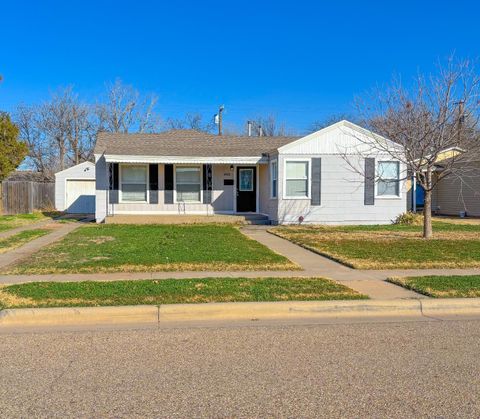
[66, 180, 96, 214]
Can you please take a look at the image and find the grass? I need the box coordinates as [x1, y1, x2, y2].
[0, 277, 367, 309]
[0, 212, 58, 232]
[0, 229, 51, 254]
[4, 224, 297, 274]
[388, 275, 480, 298]
[271, 221, 480, 269]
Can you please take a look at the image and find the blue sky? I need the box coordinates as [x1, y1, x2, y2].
[1, 0, 479, 134]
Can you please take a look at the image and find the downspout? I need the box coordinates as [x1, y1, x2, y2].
[412, 175, 417, 213]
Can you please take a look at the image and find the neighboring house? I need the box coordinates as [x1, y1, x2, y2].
[406, 148, 480, 217]
[432, 160, 480, 217]
[55, 162, 96, 214]
[93, 120, 407, 224]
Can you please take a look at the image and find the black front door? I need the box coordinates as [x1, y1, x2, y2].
[236, 166, 256, 212]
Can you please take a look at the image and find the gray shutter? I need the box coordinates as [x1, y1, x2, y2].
[311, 158, 321, 206]
[109, 163, 119, 204]
[164, 164, 174, 204]
[364, 158, 375, 205]
[149, 164, 159, 204]
[202, 164, 212, 204]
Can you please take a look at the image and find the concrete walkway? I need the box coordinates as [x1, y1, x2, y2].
[0, 224, 479, 300]
[0, 222, 84, 271]
[0, 218, 58, 240]
[241, 227, 425, 299]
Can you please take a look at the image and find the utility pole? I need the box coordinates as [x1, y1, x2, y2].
[457, 100, 465, 144]
[217, 105, 224, 136]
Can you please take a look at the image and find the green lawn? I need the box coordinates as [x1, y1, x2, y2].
[0, 212, 58, 233]
[271, 221, 480, 269]
[4, 224, 297, 274]
[388, 275, 480, 298]
[0, 277, 367, 309]
[0, 229, 51, 254]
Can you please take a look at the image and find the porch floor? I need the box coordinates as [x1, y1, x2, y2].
[105, 214, 269, 225]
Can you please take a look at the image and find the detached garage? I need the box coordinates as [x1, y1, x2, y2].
[55, 162, 96, 214]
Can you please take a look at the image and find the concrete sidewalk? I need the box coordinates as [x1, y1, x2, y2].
[241, 227, 426, 299]
[0, 225, 478, 300]
[0, 222, 84, 270]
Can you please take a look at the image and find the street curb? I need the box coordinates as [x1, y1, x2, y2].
[2, 298, 480, 327]
[421, 298, 480, 317]
[158, 299, 422, 321]
[0, 305, 158, 327]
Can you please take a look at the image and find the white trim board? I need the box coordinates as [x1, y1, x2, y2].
[99, 154, 268, 165]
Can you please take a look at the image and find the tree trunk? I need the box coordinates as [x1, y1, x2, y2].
[422, 169, 433, 239]
[59, 143, 65, 171]
[423, 189, 433, 239]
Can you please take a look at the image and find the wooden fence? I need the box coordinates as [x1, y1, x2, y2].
[0, 181, 55, 215]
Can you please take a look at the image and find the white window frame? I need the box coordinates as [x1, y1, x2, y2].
[270, 159, 278, 199]
[119, 163, 149, 204]
[376, 160, 401, 199]
[283, 158, 311, 200]
[174, 164, 203, 204]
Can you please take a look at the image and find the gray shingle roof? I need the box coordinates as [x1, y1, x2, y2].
[95, 130, 299, 157]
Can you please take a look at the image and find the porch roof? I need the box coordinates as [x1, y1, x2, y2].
[102, 155, 268, 164]
[95, 129, 299, 160]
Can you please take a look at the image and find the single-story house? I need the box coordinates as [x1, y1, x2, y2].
[55, 161, 96, 214]
[92, 120, 407, 225]
[406, 149, 480, 217]
[432, 159, 480, 217]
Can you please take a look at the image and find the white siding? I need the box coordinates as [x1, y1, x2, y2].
[276, 123, 407, 225]
[55, 161, 95, 212]
[95, 156, 108, 222]
[279, 122, 400, 156]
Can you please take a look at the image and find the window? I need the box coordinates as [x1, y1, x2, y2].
[239, 168, 254, 191]
[121, 165, 147, 202]
[377, 161, 400, 196]
[270, 160, 278, 198]
[176, 166, 201, 202]
[285, 161, 309, 198]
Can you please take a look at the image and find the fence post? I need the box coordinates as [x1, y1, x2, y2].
[29, 181, 34, 214]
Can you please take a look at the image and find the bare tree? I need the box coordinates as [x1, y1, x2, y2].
[15, 87, 96, 176]
[353, 57, 480, 238]
[248, 115, 290, 136]
[309, 113, 360, 132]
[164, 112, 214, 133]
[95, 79, 161, 133]
[16, 104, 58, 179]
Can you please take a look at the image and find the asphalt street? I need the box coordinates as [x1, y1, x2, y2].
[1, 319, 480, 418]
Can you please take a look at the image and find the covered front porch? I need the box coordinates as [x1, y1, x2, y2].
[104, 213, 271, 225]
[98, 157, 274, 222]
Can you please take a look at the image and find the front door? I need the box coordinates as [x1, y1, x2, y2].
[236, 167, 256, 212]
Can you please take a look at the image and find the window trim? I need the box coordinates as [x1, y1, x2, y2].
[283, 159, 311, 200]
[174, 164, 203, 204]
[270, 159, 278, 199]
[119, 163, 149, 204]
[375, 160, 401, 199]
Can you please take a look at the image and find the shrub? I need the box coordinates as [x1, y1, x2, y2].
[393, 212, 424, 226]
